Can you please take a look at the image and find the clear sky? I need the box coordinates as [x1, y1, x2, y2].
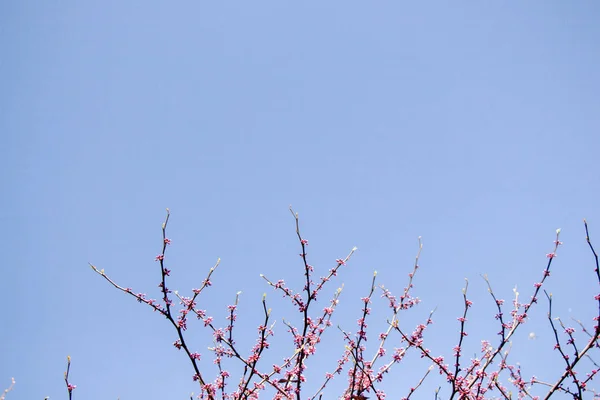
[2, 2, 600, 399]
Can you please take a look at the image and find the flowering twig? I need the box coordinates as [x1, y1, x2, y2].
[449, 279, 472, 400]
[345, 272, 377, 399]
[402, 365, 433, 399]
[0, 378, 14, 400]
[541, 292, 580, 396]
[64, 356, 76, 400]
[541, 222, 600, 399]
[465, 229, 564, 392]
[90, 209, 213, 395]
[259, 208, 358, 400]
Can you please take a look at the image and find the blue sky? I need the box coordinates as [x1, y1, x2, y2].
[2, 1, 600, 399]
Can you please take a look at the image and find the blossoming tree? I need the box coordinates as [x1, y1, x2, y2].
[7, 209, 600, 399]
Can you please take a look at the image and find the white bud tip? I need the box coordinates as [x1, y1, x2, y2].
[556, 228, 561, 234]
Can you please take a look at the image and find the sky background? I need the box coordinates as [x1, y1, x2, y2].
[2, 2, 600, 399]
